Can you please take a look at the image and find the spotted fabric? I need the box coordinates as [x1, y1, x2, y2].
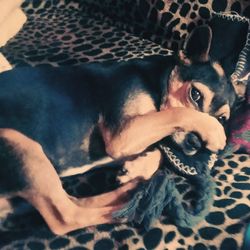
[0, 154, 249, 250]
[0, 1, 249, 250]
[80, 0, 250, 50]
[1, 1, 171, 67]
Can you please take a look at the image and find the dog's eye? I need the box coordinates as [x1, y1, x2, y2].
[190, 86, 202, 107]
[218, 116, 227, 125]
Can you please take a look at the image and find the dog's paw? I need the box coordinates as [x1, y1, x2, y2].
[182, 110, 227, 152]
[198, 115, 226, 152]
[117, 160, 140, 184]
[117, 150, 161, 184]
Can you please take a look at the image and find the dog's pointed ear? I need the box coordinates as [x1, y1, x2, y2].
[179, 25, 212, 65]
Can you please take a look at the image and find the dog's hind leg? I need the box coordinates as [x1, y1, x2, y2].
[0, 129, 133, 234]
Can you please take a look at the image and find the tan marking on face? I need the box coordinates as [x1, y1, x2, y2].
[172, 130, 200, 156]
[172, 130, 186, 144]
[214, 104, 230, 120]
[163, 68, 217, 114]
[163, 67, 193, 109]
[123, 91, 156, 117]
[191, 82, 214, 112]
[164, 69, 215, 112]
[212, 62, 225, 78]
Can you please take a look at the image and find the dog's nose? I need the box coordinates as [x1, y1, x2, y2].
[184, 132, 202, 153]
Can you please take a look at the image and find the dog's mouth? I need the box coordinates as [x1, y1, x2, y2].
[158, 137, 217, 176]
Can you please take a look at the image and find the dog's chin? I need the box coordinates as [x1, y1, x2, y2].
[159, 137, 217, 176]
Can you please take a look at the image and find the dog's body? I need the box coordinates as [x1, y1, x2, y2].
[0, 26, 238, 234]
[0, 56, 174, 174]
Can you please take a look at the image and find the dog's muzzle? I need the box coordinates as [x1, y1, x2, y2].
[159, 132, 217, 176]
[171, 131, 203, 156]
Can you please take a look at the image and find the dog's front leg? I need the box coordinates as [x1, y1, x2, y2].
[0, 129, 137, 235]
[117, 148, 162, 184]
[100, 109, 178, 159]
[101, 107, 226, 159]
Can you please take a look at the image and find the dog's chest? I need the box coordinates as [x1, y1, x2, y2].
[53, 92, 156, 171]
[122, 91, 156, 117]
[43, 120, 96, 170]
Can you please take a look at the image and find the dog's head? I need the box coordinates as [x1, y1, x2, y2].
[160, 25, 243, 175]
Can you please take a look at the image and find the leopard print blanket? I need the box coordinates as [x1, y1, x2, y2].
[0, 1, 249, 249]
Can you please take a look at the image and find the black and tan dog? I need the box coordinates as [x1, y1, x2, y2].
[0, 26, 239, 234]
